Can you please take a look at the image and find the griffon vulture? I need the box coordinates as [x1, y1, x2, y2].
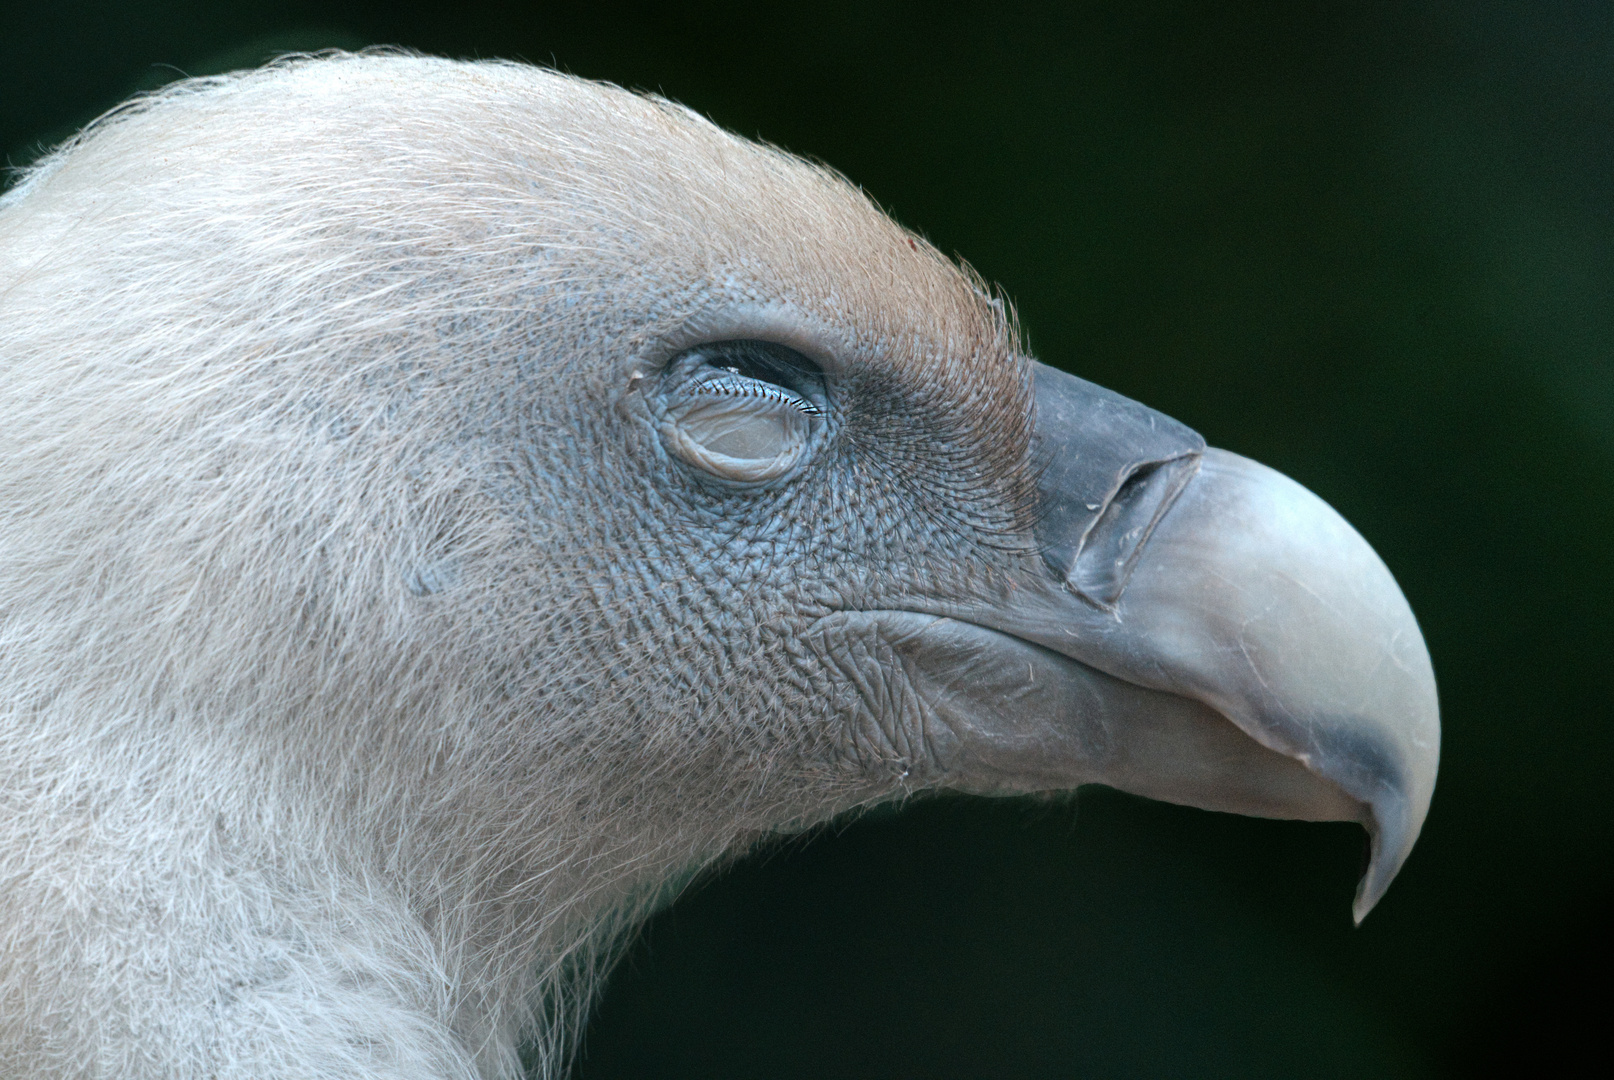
[0, 54, 1439, 1079]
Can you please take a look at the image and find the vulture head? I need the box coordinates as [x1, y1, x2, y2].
[0, 54, 1438, 1078]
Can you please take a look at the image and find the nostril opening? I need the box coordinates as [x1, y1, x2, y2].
[1071, 454, 1200, 608]
[1113, 461, 1161, 505]
[1029, 364, 1206, 589]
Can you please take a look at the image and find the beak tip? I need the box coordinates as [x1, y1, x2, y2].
[1351, 845, 1393, 926]
[1352, 845, 1399, 926]
[1351, 889, 1377, 927]
[1349, 769, 1433, 924]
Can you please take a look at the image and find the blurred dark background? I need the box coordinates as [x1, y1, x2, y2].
[4, 2, 1609, 1077]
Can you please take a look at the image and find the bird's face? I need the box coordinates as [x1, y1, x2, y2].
[0, 57, 1435, 921]
[399, 66, 1440, 920]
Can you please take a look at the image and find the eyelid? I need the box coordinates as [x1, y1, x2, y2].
[635, 305, 855, 381]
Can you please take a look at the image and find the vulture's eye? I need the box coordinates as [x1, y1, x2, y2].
[652, 340, 827, 485]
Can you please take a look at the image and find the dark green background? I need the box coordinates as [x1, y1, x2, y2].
[5, 3, 1609, 1077]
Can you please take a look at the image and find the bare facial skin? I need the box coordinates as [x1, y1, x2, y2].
[0, 54, 1437, 1079]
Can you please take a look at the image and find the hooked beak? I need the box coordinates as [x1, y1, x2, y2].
[1075, 445, 1439, 922]
[817, 363, 1439, 922]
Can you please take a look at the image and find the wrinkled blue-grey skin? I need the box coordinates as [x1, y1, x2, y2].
[626, 345, 1438, 922]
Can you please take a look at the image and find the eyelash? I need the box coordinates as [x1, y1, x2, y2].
[697, 370, 824, 416]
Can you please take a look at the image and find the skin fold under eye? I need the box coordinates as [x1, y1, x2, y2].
[652, 341, 828, 484]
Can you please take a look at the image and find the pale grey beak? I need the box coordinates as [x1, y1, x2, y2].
[1025, 363, 1439, 921]
[1067, 445, 1439, 922]
[837, 363, 1439, 922]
